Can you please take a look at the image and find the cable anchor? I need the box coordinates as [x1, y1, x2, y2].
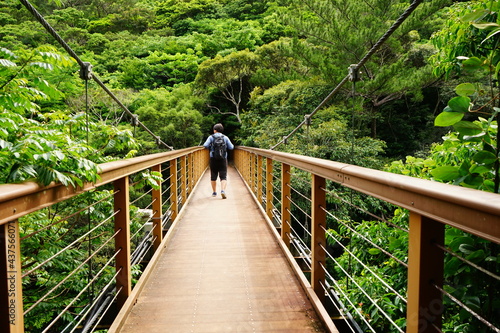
[348, 64, 361, 82]
[304, 114, 312, 126]
[155, 136, 162, 146]
[131, 114, 139, 127]
[79, 62, 93, 81]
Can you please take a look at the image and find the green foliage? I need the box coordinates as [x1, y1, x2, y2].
[326, 208, 409, 332]
[430, 0, 500, 192]
[0, 46, 140, 186]
[153, 0, 221, 27]
[196, 49, 259, 122]
[119, 47, 207, 89]
[133, 85, 205, 149]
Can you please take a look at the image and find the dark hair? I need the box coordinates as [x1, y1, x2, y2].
[213, 123, 224, 132]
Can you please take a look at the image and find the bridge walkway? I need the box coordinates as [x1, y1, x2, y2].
[113, 166, 326, 332]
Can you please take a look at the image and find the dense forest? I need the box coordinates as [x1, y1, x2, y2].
[1, 0, 499, 332]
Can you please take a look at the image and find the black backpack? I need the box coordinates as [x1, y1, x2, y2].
[212, 134, 227, 160]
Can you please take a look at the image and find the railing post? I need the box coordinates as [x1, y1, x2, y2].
[244, 151, 250, 183]
[151, 164, 163, 250]
[407, 212, 444, 333]
[257, 155, 263, 201]
[266, 158, 273, 220]
[170, 159, 178, 221]
[281, 163, 291, 249]
[311, 175, 326, 303]
[189, 153, 194, 193]
[249, 153, 254, 193]
[0, 221, 24, 333]
[180, 156, 187, 204]
[114, 177, 131, 309]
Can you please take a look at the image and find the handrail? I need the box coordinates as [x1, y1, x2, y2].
[234, 146, 500, 333]
[0, 146, 209, 333]
[0, 147, 204, 226]
[237, 147, 500, 244]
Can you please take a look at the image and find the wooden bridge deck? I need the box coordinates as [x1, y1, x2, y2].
[111, 166, 327, 332]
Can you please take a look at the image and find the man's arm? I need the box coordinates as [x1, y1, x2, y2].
[225, 136, 234, 150]
[203, 135, 212, 149]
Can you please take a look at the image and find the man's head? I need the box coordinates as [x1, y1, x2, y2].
[213, 123, 224, 133]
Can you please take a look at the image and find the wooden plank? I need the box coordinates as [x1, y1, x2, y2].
[115, 168, 328, 332]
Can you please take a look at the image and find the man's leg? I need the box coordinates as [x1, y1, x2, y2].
[219, 159, 228, 199]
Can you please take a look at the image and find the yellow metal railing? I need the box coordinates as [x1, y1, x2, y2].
[234, 147, 500, 333]
[0, 147, 208, 333]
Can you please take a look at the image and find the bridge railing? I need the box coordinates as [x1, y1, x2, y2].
[0, 147, 208, 333]
[234, 147, 500, 333]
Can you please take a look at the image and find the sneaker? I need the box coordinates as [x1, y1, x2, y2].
[212, 192, 217, 197]
[221, 191, 227, 199]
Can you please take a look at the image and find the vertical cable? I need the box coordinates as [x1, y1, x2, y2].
[85, 79, 89, 144]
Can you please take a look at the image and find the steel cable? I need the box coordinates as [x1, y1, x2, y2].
[18, 0, 174, 150]
[318, 279, 362, 333]
[286, 206, 312, 238]
[24, 229, 120, 315]
[130, 187, 154, 205]
[434, 243, 500, 281]
[322, 206, 408, 267]
[321, 185, 408, 232]
[87, 286, 123, 333]
[320, 263, 378, 332]
[324, 246, 405, 332]
[22, 210, 120, 278]
[270, 0, 424, 150]
[321, 225, 407, 303]
[42, 254, 122, 333]
[433, 284, 500, 333]
[20, 192, 114, 241]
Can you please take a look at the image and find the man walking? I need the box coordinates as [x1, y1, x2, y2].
[203, 123, 234, 199]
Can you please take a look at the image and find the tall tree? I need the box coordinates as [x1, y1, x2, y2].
[281, 0, 451, 138]
[195, 49, 259, 122]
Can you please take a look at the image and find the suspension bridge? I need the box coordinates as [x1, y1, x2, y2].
[1, 147, 499, 333]
[2, 0, 500, 332]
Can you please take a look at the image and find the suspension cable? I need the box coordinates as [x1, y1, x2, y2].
[270, 0, 424, 150]
[18, 0, 174, 150]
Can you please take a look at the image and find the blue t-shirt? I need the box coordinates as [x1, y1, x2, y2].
[203, 133, 234, 158]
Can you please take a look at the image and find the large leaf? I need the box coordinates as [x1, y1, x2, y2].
[472, 150, 497, 164]
[483, 27, 500, 44]
[430, 166, 460, 181]
[448, 96, 470, 113]
[453, 121, 483, 136]
[0, 59, 16, 67]
[434, 111, 464, 127]
[462, 57, 483, 70]
[472, 22, 499, 29]
[462, 9, 489, 22]
[455, 83, 475, 96]
[469, 164, 491, 174]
